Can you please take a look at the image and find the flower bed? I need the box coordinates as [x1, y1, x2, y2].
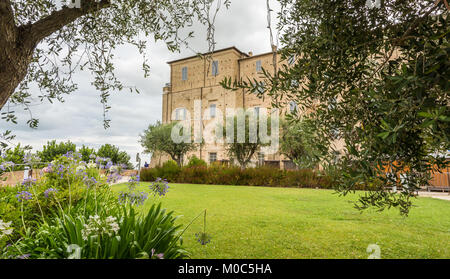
[0, 152, 187, 259]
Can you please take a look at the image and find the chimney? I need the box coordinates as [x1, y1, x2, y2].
[248, 51, 253, 57]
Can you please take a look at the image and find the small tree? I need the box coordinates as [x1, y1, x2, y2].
[280, 118, 326, 169]
[224, 114, 271, 169]
[0, 0, 230, 129]
[78, 145, 96, 163]
[97, 144, 132, 169]
[222, 0, 450, 214]
[0, 143, 32, 171]
[38, 140, 76, 163]
[139, 121, 196, 167]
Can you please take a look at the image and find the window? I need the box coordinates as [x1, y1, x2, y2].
[175, 108, 187, 120]
[182, 67, 188, 81]
[256, 60, 262, 72]
[209, 104, 216, 118]
[209, 152, 217, 163]
[258, 152, 265, 166]
[212, 60, 219, 76]
[289, 101, 297, 113]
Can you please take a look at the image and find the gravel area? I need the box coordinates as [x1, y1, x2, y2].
[417, 191, 450, 201]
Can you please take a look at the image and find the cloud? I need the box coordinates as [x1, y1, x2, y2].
[0, 0, 281, 165]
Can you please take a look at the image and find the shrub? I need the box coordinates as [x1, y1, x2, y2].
[178, 166, 209, 184]
[5, 203, 188, 259]
[78, 145, 96, 163]
[97, 144, 133, 169]
[0, 152, 188, 259]
[140, 167, 158, 182]
[0, 152, 107, 241]
[140, 164, 337, 189]
[0, 144, 31, 172]
[38, 140, 77, 163]
[186, 156, 207, 168]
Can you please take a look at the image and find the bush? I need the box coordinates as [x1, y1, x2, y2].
[97, 144, 133, 169]
[6, 203, 187, 259]
[38, 140, 77, 163]
[0, 152, 107, 241]
[140, 160, 181, 183]
[186, 156, 207, 168]
[140, 164, 336, 189]
[0, 144, 31, 172]
[140, 167, 158, 182]
[0, 152, 188, 259]
[78, 145, 96, 163]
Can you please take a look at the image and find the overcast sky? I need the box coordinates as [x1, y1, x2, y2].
[1, 0, 281, 165]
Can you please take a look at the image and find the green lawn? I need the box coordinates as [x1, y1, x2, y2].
[112, 183, 450, 259]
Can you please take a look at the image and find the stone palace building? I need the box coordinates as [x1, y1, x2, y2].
[149, 46, 301, 169]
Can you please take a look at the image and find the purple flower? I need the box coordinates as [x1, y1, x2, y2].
[129, 175, 140, 183]
[149, 178, 169, 197]
[151, 249, 164, 259]
[195, 232, 211, 246]
[105, 161, 113, 169]
[0, 161, 15, 171]
[16, 191, 32, 202]
[57, 164, 66, 178]
[21, 177, 36, 188]
[83, 176, 98, 188]
[118, 191, 148, 206]
[107, 173, 122, 184]
[44, 188, 58, 198]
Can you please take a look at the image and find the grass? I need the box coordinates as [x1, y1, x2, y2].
[112, 183, 450, 259]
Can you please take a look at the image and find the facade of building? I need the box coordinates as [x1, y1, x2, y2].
[150, 46, 297, 169]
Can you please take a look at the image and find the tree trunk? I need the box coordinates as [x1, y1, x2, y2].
[0, 39, 35, 109]
[0, 0, 111, 109]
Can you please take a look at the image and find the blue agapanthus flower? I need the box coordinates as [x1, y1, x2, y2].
[16, 191, 32, 202]
[44, 188, 58, 198]
[149, 178, 170, 196]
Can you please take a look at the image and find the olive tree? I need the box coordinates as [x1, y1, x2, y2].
[139, 121, 197, 167]
[223, 0, 449, 214]
[0, 0, 229, 129]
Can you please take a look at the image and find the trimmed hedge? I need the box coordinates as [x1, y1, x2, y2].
[140, 163, 335, 189]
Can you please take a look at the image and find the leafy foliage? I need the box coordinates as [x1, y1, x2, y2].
[37, 140, 76, 163]
[186, 155, 208, 168]
[97, 144, 132, 169]
[279, 118, 325, 169]
[0, 0, 231, 129]
[0, 143, 32, 171]
[140, 164, 336, 189]
[0, 151, 188, 259]
[140, 121, 197, 166]
[7, 204, 187, 259]
[78, 145, 96, 163]
[224, 114, 271, 169]
[222, 0, 450, 215]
